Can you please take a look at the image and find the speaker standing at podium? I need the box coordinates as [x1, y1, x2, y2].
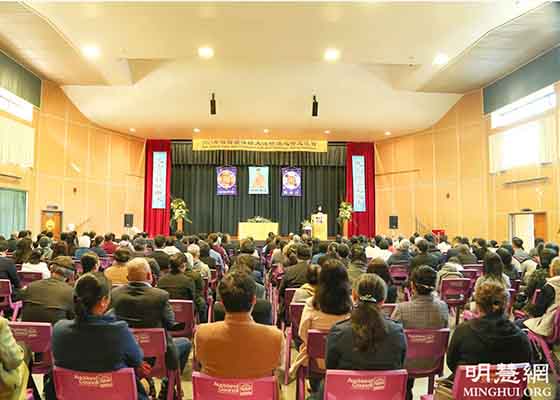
[311, 206, 328, 241]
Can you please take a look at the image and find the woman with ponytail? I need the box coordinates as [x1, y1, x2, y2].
[47, 273, 147, 400]
[445, 282, 531, 381]
[311, 274, 406, 399]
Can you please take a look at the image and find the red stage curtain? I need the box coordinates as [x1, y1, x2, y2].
[144, 140, 171, 237]
[346, 143, 375, 237]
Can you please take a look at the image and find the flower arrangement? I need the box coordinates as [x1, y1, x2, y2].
[170, 198, 192, 225]
[337, 201, 353, 225]
[246, 216, 272, 223]
[301, 219, 312, 229]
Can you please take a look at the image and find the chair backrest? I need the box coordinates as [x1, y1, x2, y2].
[99, 257, 113, 271]
[463, 263, 483, 272]
[507, 288, 517, 314]
[531, 288, 541, 304]
[8, 321, 52, 353]
[323, 369, 408, 400]
[289, 302, 305, 339]
[389, 265, 409, 283]
[192, 372, 277, 400]
[284, 288, 297, 321]
[381, 303, 397, 318]
[53, 367, 138, 400]
[0, 279, 13, 308]
[131, 328, 167, 377]
[452, 364, 528, 400]
[17, 271, 43, 286]
[440, 278, 472, 303]
[461, 269, 481, 286]
[307, 329, 328, 375]
[404, 329, 450, 377]
[169, 300, 195, 338]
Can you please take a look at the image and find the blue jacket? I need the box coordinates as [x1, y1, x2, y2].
[53, 314, 143, 372]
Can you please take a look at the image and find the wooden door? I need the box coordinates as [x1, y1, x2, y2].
[40, 211, 62, 240]
[534, 213, 547, 242]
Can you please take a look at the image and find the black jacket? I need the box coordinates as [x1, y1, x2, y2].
[326, 317, 406, 370]
[277, 261, 309, 322]
[213, 299, 272, 325]
[410, 253, 439, 272]
[157, 272, 196, 302]
[20, 278, 74, 324]
[150, 250, 170, 271]
[0, 256, 20, 291]
[111, 282, 181, 369]
[447, 314, 532, 375]
[387, 251, 412, 266]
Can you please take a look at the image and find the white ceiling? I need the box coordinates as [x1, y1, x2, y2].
[0, 1, 550, 141]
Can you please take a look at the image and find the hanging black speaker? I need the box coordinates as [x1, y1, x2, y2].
[210, 93, 216, 115]
[312, 95, 319, 117]
[124, 214, 134, 228]
[389, 215, 399, 229]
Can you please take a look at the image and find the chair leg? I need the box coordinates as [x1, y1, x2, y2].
[428, 375, 435, 394]
[455, 306, 460, 327]
[284, 330, 292, 385]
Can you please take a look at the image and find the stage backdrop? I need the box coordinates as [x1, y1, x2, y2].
[171, 141, 346, 236]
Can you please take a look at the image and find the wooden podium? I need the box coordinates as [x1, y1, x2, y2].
[311, 213, 328, 241]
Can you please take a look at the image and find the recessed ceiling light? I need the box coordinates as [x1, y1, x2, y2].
[198, 47, 214, 59]
[263, 128, 270, 134]
[324, 48, 340, 62]
[324, 130, 331, 134]
[193, 128, 201, 133]
[433, 52, 450, 66]
[385, 131, 392, 136]
[82, 45, 101, 59]
[129, 128, 136, 133]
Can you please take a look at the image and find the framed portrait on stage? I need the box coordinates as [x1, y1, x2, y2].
[216, 167, 237, 196]
[282, 167, 302, 197]
[248, 166, 269, 194]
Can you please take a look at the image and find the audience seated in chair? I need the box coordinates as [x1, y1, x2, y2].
[104, 247, 132, 285]
[496, 247, 519, 283]
[80, 251, 100, 275]
[347, 245, 367, 288]
[312, 273, 407, 399]
[47, 273, 147, 400]
[187, 244, 211, 280]
[435, 260, 463, 292]
[131, 237, 160, 282]
[367, 258, 398, 303]
[157, 253, 196, 305]
[455, 244, 478, 266]
[89, 236, 108, 258]
[194, 270, 283, 379]
[522, 246, 557, 314]
[38, 236, 53, 260]
[101, 233, 117, 255]
[392, 265, 448, 400]
[150, 235, 170, 272]
[473, 252, 511, 294]
[293, 264, 320, 303]
[410, 240, 439, 273]
[110, 257, 192, 391]
[19, 256, 75, 325]
[442, 282, 531, 387]
[14, 238, 32, 265]
[289, 259, 352, 391]
[73, 235, 92, 260]
[278, 244, 312, 323]
[0, 315, 34, 400]
[387, 239, 412, 266]
[521, 257, 560, 336]
[21, 249, 50, 279]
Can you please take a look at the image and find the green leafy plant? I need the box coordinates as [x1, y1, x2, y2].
[301, 219, 312, 229]
[170, 198, 192, 224]
[337, 201, 353, 225]
[246, 216, 272, 223]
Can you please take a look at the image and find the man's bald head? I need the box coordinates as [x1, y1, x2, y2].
[127, 258, 152, 283]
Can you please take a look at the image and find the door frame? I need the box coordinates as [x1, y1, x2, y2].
[508, 211, 547, 243]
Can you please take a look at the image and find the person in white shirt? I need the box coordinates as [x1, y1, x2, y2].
[364, 240, 377, 260]
[437, 234, 451, 254]
[377, 240, 393, 261]
[21, 249, 50, 279]
[163, 236, 181, 255]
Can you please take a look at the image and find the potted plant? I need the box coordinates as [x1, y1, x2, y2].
[337, 201, 353, 237]
[170, 198, 192, 232]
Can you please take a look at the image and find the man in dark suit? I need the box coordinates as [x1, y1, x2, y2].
[277, 244, 311, 323]
[174, 231, 187, 253]
[409, 239, 440, 273]
[149, 235, 170, 272]
[19, 256, 75, 324]
[110, 258, 191, 377]
[0, 240, 20, 293]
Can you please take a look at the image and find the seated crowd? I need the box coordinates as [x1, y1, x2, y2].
[0, 229, 556, 399]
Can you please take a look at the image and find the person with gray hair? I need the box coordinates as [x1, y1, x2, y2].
[188, 243, 210, 279]
[387, 239, 412, 266]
